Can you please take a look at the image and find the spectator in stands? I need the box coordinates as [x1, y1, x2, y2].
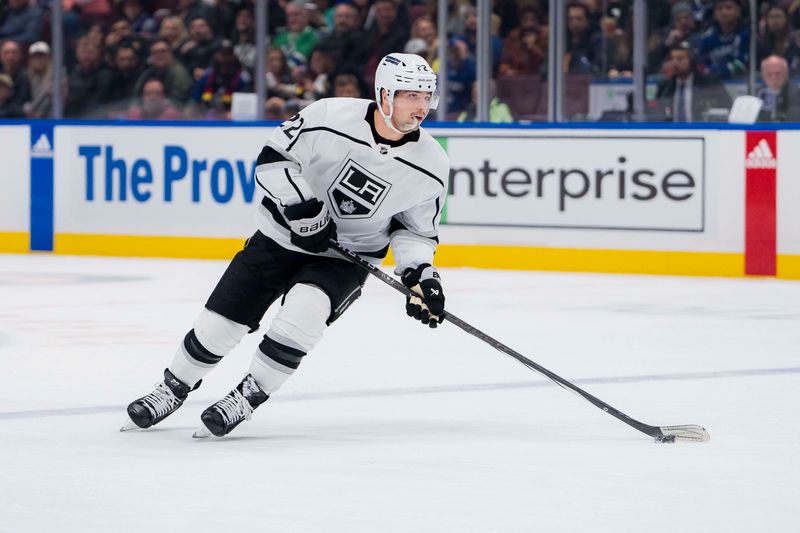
[756, 54, 800, 121]
[404, 16, 437, 66]
[649, 1, 702, 73]
[457, 80, 513, 123]
[265, 96, 289, 120]
[104, 18, 148, 62]
[651, 42, 731, 122]
[565, 2, 603, 74]
[159, 16, 190, 56]
[232, 5, 256, 74]
[758, 5, 792, 61]
[757, 4, 800, 73]
[602, 13, 632, 78]
[456, 6, 503, 70]
[329, 69, 368, 98]
[493, 0, 519, 39]
[446, 37, 476, 113]
[24, 41, 56, 118]
[692, 0, 716, 30]
[265, 47, 297, 100]
[134, 39, 194, 103]
[299, 43, 337, 104]
[210, 0, 237, 40]
[107, 43, 146, 110]
[125, 77, 182, 120]
[177, 0, 214, 28]
[0, 73, 19, 117]
[498, 7, 547, 77]
[189, 40, 251, 119]
[274, 0, 320, 67]
[355, 0, 409, 87]
[697, 0, 749, 79]
[788, 0, 800, 29]
[179, 16, 222, 81]
[316, 3, 364, 71]
[0, 0, 43, 47]
[306, 0, 331, 32]
[84, 22, 108, 51]
[64, 36, 114, 118]
[0, 39, 31, 117]
[442, 0, 469, 37]
[121, 0, 158, 39]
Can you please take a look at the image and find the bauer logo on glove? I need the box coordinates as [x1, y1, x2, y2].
[285, 199, 337, 253]
[401, 264, 445, 328]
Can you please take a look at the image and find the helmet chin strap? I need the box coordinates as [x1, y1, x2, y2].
[378, 90, 424, 134]
[378, 95, 405, 135]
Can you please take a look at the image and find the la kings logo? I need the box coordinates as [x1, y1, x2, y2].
[327, 159, 391, 218]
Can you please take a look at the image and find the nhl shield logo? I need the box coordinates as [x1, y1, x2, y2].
[327, 159, 391, 218]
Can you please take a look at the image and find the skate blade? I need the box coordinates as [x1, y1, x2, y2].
[192, 425, 213, 439]
[120, 419, 140, 432]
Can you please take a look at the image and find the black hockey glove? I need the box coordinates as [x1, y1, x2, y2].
[285, 199, 337, 253]
[401, 263, 445, 328]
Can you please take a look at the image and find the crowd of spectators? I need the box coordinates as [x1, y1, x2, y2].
[1, 0, 800, 122]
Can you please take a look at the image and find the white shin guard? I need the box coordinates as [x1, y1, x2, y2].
[249, 284, 331, 394]
[169, 309, 249, 387]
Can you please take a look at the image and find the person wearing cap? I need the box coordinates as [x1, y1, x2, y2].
[24, 41, 56, 118]
[0, 39, 31, 117]
[648, 1, 702, 73]
[697, 0, 749, 79]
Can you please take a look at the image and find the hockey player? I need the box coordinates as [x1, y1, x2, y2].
[123, 53, 449, 438]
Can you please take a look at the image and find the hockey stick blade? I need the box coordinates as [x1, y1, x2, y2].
[328, 240, 711, 443]
[654, 424, 710, 443]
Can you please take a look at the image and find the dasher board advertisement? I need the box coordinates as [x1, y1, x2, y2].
[444, 135, 705, 232]
[0, 126, 30, 234]
[53, 126, 270, 237]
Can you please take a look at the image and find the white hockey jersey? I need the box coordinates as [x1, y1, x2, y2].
[254, 97, 449, 273]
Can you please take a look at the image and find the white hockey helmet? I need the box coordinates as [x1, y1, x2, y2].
[374, 53, 439, 132]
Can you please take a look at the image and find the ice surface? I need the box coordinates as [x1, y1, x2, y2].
[1, 254, 798, 532]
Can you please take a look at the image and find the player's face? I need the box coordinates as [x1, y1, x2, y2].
[390, 90, 433, 133]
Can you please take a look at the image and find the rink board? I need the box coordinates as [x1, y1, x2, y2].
[0, 125, 30, 253]
[2, 121, 799, 278]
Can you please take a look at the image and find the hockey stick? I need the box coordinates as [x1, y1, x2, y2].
[329, 240, 710, 444]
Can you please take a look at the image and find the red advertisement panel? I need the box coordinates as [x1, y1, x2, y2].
[744, 131, 777, 276]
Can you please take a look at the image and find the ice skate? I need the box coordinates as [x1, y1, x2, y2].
[121, 369, 200, 431]
[193, 374, 269, 438]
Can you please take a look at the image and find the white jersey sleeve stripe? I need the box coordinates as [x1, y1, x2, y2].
[255, 166, 315, 207]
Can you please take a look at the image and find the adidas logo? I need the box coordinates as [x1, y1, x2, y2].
[31, 133, 53, 159]
[745, 139, 776, 169]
